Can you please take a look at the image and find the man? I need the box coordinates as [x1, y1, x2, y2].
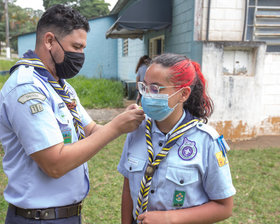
[0, 4, 144, 223]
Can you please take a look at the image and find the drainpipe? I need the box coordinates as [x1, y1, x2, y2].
[242, 0, 248, 41]
[206, 0, 211, 41]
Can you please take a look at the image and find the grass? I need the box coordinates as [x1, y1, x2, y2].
[0, 140, 279, 223]
[67, 76, 124, 108]
[0, 59, 279, 223]
[0, 59, 17, 71]
[0, 74, 125, 109]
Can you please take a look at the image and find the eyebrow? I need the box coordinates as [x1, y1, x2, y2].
[144, 80, 164, 86]
[73, 42, 86, 49]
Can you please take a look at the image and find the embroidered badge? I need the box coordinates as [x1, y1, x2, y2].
[62, 128, 72, 144]
[216, 151, 229, 167]
[18, 92, 46, 104]
[30, 103, 44, 114]
[173, 190, 185, 207]
[178, 137, 197, 161]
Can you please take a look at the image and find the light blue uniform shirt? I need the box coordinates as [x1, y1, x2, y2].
[118, 112, 236, 218]
[0, 65, 92, 209]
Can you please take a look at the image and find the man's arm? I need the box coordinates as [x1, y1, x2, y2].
[31, 105, 145, 178]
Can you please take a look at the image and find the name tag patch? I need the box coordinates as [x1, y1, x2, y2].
[30, 103, 44, 114]
[58, 102, 65, 109]
[18, 92, 46, 104]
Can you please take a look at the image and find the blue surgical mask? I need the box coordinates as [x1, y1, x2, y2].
[141, 90, 181, 121]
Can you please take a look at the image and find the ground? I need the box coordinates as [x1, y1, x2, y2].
[86, 100, 280, 150]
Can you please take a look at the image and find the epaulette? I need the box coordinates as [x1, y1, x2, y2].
[16, 65, 34, 85]
[196, 122, 230, 156]
[196, 122, 219, 139]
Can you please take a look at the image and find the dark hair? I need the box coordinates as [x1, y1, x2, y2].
[36, 4, 89, 43]
[135, 55, 151, 73]
[152, 53, 214, 123]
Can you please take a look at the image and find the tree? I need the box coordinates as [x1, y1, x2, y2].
[0, 0, 43, 54]
[43, 0, 110, 19]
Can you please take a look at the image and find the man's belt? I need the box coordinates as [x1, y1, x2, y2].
[10, 201, 82, 220]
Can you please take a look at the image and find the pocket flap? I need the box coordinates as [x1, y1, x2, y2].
[125, 156, 146, 172]
[166, 166, 198, 186]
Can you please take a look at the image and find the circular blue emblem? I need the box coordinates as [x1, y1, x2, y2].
[178, 137, 197, 161]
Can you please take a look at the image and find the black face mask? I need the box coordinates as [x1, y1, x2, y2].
[50, 36, 85, 79]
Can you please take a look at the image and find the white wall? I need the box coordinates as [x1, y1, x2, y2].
[196, 0, 245, 41]
[117, 38, 146, 81]
[202, 42, 280, 140]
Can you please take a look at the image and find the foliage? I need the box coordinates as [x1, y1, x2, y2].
[0, 141, 280, 223]
[42, 0, 110, 18]
[67, 76, 124, 108]
[0, 72, 124, 108]
[0, 0, 43, 53]
[0, 58, 17, 71]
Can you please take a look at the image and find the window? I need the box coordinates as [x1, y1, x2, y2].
[122, 39, 128, 56]
[222, 49, 256, 76]
[149, 35, 165, 58]
[246, 0, 280, 52]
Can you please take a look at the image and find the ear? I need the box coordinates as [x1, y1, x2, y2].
[179, 86, 191, 103]
[43, 32, 55, 51]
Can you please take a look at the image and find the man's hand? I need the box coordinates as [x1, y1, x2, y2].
[112, 104, 145, 134]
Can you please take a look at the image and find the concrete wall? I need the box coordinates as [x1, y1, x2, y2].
[117, 38, 146, 81]
[260, 53, 280, 135]
[196, 0, 245, 41]
[202, 41, 280, 140]
[18, 33, 36, 57]
[80, 16, 118, 79]
[165, 0, 195, 57]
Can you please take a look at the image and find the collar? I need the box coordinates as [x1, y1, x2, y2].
[10, 50, 66, 87]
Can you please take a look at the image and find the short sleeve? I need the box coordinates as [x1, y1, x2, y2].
[77, 103, 92, 127]
[117, 134, 132, 178]
[5, 84, 63, 155]
[203, 140, 236, 200]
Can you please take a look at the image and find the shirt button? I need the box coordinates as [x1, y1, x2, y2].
[151, 190, 155, 194]
[180, 179, 184, 184]
[158, 142, 163, 147]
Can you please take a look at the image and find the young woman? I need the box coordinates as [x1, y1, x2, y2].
[135, 55, 151, 105]
[118, 53, 236, 224]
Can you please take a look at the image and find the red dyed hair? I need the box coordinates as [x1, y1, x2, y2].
[169, 58, 213, 121]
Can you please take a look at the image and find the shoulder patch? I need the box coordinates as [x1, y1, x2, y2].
[18, 92, 46, 104]
[17, 65, 34, 85]
[196, 122, 220, 139]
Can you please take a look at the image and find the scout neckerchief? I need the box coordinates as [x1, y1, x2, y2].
[135, 113, 199, 220]
[10, 50, 85, 140]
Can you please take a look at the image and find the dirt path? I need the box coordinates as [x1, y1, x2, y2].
[86, 100, 280, 150]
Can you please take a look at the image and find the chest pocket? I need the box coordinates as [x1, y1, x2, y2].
[54, 105, 72, 127]
[125, 156, 146, 173]
[166, 166, 198, 186]
[125, 156, 147, 198]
